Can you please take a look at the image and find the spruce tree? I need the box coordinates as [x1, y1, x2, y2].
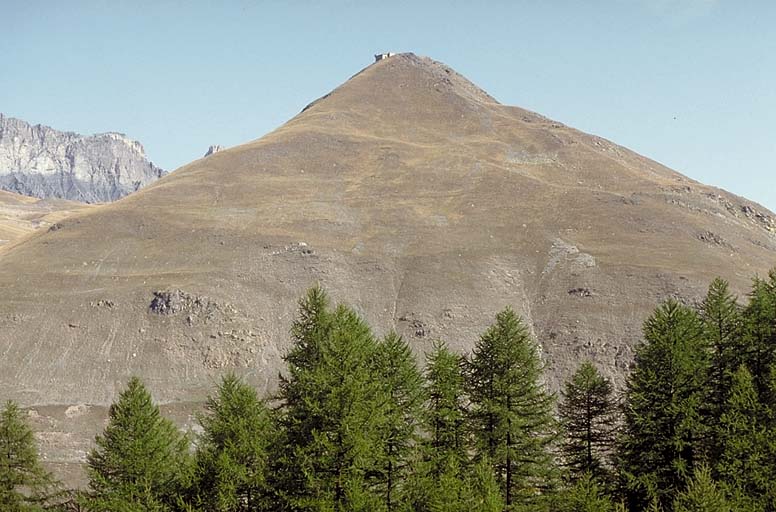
[193, 373, 275, 511]
[0, 400, 54, 511]
[619, 300, 709, 511]
[85, 376, 192, 511]
[467, 306, 558, 510]
[373, 332, 425, 511]
[277, 289, 388, 511]
[558, 361, 618, 483]
[672, 465, 730, 512]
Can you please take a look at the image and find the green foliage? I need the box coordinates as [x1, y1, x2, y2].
[700, 279, 743, 447]
[373, 332, 426, 511]
[423, 340, 469, 472]
[84, 377, 192, 511]
[716, 365, 776, 511]
[672, 465, 730, 512]
[0, 400, 55, 511]
[558, 361, 618, 484]
[277, 288, 390, 511]
[559, 472, 616, 512]
[619, 300, 709, 511]
[404, 342, 471, 512]
[18, 274, 776, 511]
[193, 373, 275, 511]
[403, 456, 473, 512]
[466, 457, 505, 512]
[741, 273, 776, 405]
[467, 306, 558, 510]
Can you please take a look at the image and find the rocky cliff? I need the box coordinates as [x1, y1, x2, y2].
[0, 114, 165, 202]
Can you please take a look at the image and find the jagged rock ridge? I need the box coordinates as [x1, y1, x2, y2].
[0, 114, 165, 202]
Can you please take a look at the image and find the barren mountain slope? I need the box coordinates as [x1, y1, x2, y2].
[1, 54, 775, 480]
[0, 189, 93, 248]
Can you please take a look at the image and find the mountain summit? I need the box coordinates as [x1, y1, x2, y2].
[1, 54, 774, 480]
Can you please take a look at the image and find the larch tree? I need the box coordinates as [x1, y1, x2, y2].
[741, 273, 776, 404]
[276, 288, 388, 511]
[558, 361, 618, 484]
[405, 341, 471, 512]
[85, 376, 192, 512]
[373, 331, 425, 511]
[699, 277, 743, 469]
[716, 365, 776, 511]
[193, 373, 276, 512]
[559, 472, 617, 512]
[619, 300, 709, 511]
[0, 400, 55, 512]
[424, 340, 469, 471]
[672, 465, 731, 512]
[467, 306, 558, 511]
[700, 278, 742, 417]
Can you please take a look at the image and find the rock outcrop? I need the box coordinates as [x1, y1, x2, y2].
[0, 114, 165, 203]
[203, 145, 224, 157]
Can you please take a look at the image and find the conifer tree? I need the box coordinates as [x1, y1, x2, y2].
[373, 331, 425, 511]
[742, 274, 776, 403]
[405, 456, 471, 512]
[466, 457, 505, 512]
[559, 472, 616, 512]
[85, 377, 192, 511]
[427, 471, 470, 512]
[193, 373, 275, 511]
[284, 285, 330, 376]
[716, 365, 775, 511]
[403, 341, 470, 512]
[558, 361, 618, 483]
[672, 465, 730, 512]
[0, 400, 54, 511]
[424, 340, 469, 472]
[700, 278, 743, 419]
[277, 289, 389, 511]
[467, 306, 558, 510]
[619, 300, 708, 511]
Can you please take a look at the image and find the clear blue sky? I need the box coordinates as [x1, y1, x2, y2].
[3, 1, 774, 210]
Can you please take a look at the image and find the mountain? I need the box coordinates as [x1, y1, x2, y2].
[0, 114, 165, 202]
[2, 53, 775, 482]
[0, 189, 93, 248]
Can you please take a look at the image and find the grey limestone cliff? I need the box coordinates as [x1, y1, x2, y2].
[0, 114, 165, 203]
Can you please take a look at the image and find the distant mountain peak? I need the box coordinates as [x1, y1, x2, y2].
[299, 52, 499, 121]
[0, 114, 165, 203]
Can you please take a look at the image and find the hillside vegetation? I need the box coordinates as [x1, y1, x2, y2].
[4, 271, 776, 511]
